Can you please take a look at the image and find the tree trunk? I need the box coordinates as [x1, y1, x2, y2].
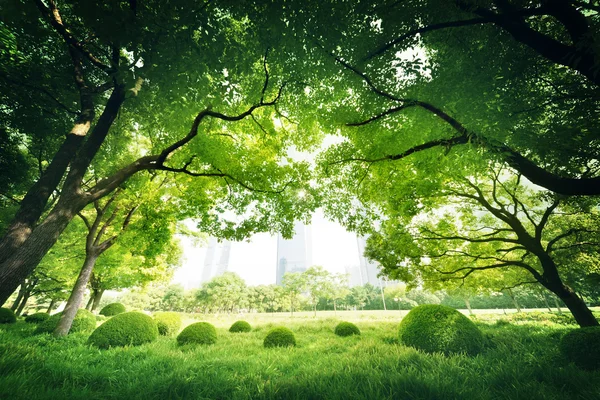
[0, 87, 125, 307]
[0, 195, 85, 306]
[85, 295, 94, 310]
[46, 298, 56, 314]
[10, 283, 25, 311]
[541, 289, 552, 312]
[464, 297, 473, 315]
[91, 289, 105, 312]
[507, 288, 522, 312]
[15, 292, 30, 316]
[552, 285, 597, 327]
[333, 299, 337, 316]
[553, 296, 563, 314]
[54, 252, 98, 336]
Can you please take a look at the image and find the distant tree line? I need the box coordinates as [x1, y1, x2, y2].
[113, 270, 599, 315]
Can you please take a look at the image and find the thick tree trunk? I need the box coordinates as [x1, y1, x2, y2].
[0, 87, 125, 307]
[0, 195, 86, 305]
[46, 298, 56, 314]
[54, 252, 98, 336]
[0, 131, 90, 266]
[552, 285, 597, 327]
[90, 289, 105, 312]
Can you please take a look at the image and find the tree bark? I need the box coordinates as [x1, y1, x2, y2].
[90, 289, 105, 312]
[46, 298, 56, 314]
[15, 292, 30, 316]
[10, 283, 25, 311]
[85, 295, 94, 310]
[0, 87, 125, 307]
[54, 252, 98, 336]
[553, 296, 563, 314]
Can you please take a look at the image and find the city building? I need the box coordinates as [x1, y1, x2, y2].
[275, 221, 312, 285]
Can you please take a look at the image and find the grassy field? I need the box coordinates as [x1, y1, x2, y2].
[1, 310, 599, 400]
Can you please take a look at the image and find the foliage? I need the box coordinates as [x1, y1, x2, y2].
[176, 322, 217, 346]
[229, 320, 252, 333]
[99, 303, 126, 317]
[153, 312, 182, 336]
[263, 327, 296, 348]
[88, 311, 158, 349]
[398, 305, 485, 356]
[24, 312, 49, 324]
[559, 327, 600, 370]
[0, 307, 16, 324]
[35, 309, 96, 334]
[334, 321, 360, 337]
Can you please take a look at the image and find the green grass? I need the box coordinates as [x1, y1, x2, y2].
[0, 311, 599, 399]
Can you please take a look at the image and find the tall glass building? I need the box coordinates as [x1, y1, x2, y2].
[275, 221, 312, 285]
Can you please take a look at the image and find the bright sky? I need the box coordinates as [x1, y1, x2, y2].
[172, 209, 361, 289]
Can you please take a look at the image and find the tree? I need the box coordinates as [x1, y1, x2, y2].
[0, 0, 318, 305]
[316, 0, 600, 197]
[304, 266, 332, 317]
[366, 165, 599, 327]
[281, 271, 306, 316]
[202, 272, 248, 313]
[328, 273, 350, 315]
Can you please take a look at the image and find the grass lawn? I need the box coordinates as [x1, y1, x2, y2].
[1, 311, 598, 400]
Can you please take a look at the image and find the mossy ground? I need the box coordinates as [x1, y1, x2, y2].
[0, 310, 599, 400]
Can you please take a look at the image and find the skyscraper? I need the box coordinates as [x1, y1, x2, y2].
[276, 221, 312, 285]
[200, 237, 232, 283]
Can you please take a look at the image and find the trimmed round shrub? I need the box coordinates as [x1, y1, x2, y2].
[0, 307, 16, 324]
[25, 312, 50, 324]
[264, 327, 296, 348]
[88, 311, 158, 349]
[35, 309, 96, 334]
[154, 311, 182, 336]
[177, 322, 217, 346]
[334, 321, 360, 337]
[229, 320, 252, 333]
[560, 326, 600, 370]
[99, 302, 126, 317]
[398, 304, 485, 355]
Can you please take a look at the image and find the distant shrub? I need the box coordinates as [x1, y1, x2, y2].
[334, 321, 360, 337]
[264, 327, 296, 348]
[560, 326, 600, 370]
[177, 322, 217, 346]
[0, 308, 16, 324]
[229, 320, 252, 333]
[398, 304, 485, 356]
[505, 311, 575, 326]
[35, 309, 96, 334]
[88, 311, 158, 349]
[154, 312, 182, 336]
[99, 303, 126, 317]
[25, 312, 50, 323]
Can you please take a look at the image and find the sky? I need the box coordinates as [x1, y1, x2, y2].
[172, 209, 362, 288]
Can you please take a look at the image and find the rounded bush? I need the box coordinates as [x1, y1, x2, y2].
[88, 311, 158, 349]
[25, 312, 50, 324]
[99, 302, 126, 317]
[177, 322, 217, 346]
[560, 326, 600, 370]
[398, 304, 485, 355]
[229, 320, 252, 333]
[0, 307, 16, 324]
[264, 327, 296, 348]
[35, 309, 96, 334]
[334, 321, 360, 337]
[154, 311, 182, 336]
